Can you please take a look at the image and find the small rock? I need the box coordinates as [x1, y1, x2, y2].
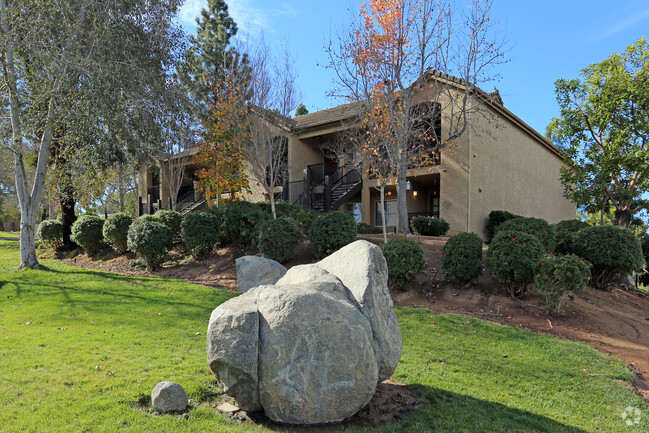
[216, 402, 240, 413]
[151, 381, 188, 412]
[235, 256, 287, 292]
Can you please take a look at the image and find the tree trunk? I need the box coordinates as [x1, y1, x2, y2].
[380, 184, 387, 244]
[618, 209, 632, 228]
[395, 169, 409, 234]
[19, 200, 39, 269]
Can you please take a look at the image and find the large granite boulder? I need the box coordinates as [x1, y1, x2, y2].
[206, 240, 401, 425]
[318, 240, 402, 381]
[235, 255, 287, 292]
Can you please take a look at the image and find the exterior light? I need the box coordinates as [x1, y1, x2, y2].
[413, 190, 418, 198]
[406, 180, 412, 190]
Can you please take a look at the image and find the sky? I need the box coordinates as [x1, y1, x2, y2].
[176, 0, 649, 137]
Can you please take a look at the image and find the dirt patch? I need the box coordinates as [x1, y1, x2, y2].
[55, 235, 649, 405]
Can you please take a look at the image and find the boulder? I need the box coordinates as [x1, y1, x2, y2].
[207, 241, 401, 425]
[151, 381, 188, 412]
[257, 283, 378, 424]
[206, 292, 262, 411]
[235, 256, 287, 293]
[318, 240, 402, 381]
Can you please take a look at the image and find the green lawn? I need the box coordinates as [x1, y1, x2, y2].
[0, 239, 647, 432]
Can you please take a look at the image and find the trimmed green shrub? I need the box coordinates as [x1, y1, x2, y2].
[442, 232, 483, 286]
[277, 202, 318, 232]
[496, 217, 556, 253]
[572, 225, 645, 290]
[410, 215, 450, 236]
[308, 211, 357, 259]
[127, 217, 173, 270]
[554, 219, 590, 255]
[38, 219, 63, 249]
[70, 215, 104, 255]
[181, 211, 221, 259]
[222, 201, 270, 247]
[487, 230, 545, 299]
[102, 213, 133, 254]
[154, 210, 182, 237]
[486, 210, 519, 242]
[357, 222, 382, 234]
[535, 254, 592, 316]
[258, 218, 299, 263]
[381, 238, 424, 291]
[640, 233, 649, 287]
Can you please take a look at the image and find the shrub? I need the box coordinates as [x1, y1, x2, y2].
[486, 230, 545, 299]
[308, 211, 357, 259]
[442, 232, 483, 286]
[571, 225, 645, 290]
[127, 217, 173, 270]
[381, 238, 424, 291]
[222, 201, 270, 247]
[535, 254, 592, 316]
[258, 218, 299, 263]
[357, 222, 382, 234]
[410, 215, 450, 236]
[554, 219, 590, 255]
[276, 202, 318, 233]
[154, 210, 182, 236]
[496, 217, 556, 252]
[640, 233, 649, 287]
[181, 211, 221, 258]
[38, 219, 63, 249]
[486, 210, 519, 242]
[70, 215, 104, 255]
[102, 213, 133, 253]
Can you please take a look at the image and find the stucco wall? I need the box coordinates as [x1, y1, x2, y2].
[467, 104, 576, 239]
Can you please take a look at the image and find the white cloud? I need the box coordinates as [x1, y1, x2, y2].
[226, 0, 271, 36]
[590, 7, 649, 42]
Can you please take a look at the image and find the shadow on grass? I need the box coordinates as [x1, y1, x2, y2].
[237, 384, 591, 433]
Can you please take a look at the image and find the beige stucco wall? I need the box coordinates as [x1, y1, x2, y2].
[466, 104, 576, 239]
[288, 136, 323, 182]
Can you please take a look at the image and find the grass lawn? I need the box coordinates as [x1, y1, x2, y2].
[0, 231, 19, 238]
[0, 239, 647, 432]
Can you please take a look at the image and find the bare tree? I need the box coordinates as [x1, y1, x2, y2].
[327, 0, 507, 233]
[242, 38, 300, 219]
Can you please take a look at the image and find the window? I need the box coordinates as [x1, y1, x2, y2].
[410, 103, 442, 166]
[375, 200, 397, 226]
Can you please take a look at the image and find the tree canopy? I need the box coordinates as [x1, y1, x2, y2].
[1, 0, 185, 268]
[550, 38, 649, 228]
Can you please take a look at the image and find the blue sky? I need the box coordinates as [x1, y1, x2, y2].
[177, 0, 649, 136]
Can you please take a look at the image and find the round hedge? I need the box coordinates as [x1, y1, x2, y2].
[486, 210, 519, 242]
[495, 217, 556, 253]
[308, 211, 357, 259]
[258, 217, 299, 263]
[221, 201, 270, 247]
[486, 230, 545, 299]
[381, 238, 424, 291]
[127, 217, 173, 270]
[38, 219, 63, 249]
[181, 211, 222, 258]
[571, 225, 644, 290]
[534, 254, 591, 316]
[409, 215, 450, 236]
[442, 232, 483, 286]
[554, 219, 590, 255]
[102, 213, 133, 254]
[70, 215, 104, 255]
[154, 210, 182, 236]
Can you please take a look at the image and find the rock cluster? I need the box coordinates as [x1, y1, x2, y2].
[207, 240, 402, 425]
